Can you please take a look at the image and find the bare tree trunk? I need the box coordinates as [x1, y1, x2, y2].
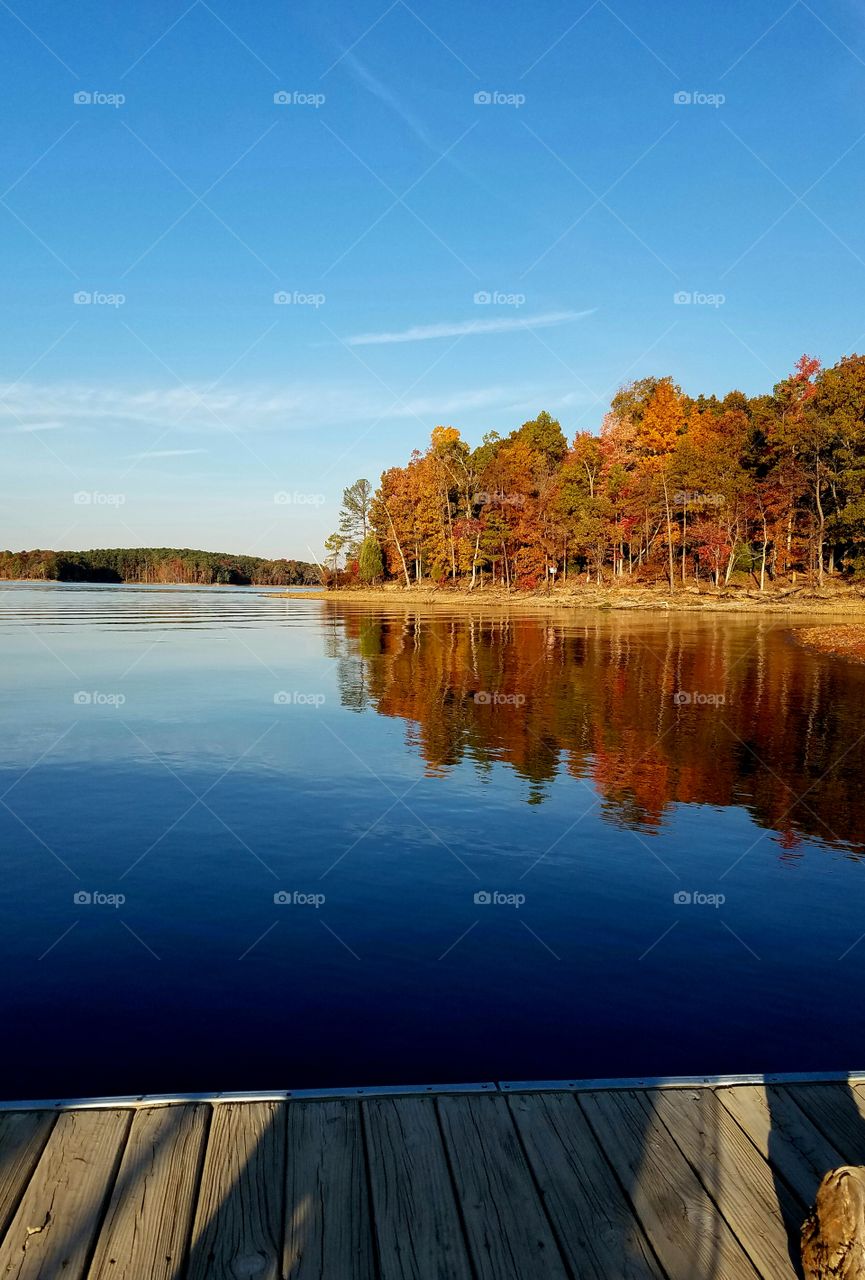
[816, 460, 826, 588]
[661, 478, 675, 590]
[724, 539, 738, 585]
[445, 499, 457, 581]
[381, 499, 410, 587]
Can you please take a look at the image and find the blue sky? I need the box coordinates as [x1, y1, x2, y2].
[3, 0, 865, 559]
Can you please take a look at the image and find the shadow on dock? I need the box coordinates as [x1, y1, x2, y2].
[3, 1079, 865, 1278]
[765, 1080, 865, 1278]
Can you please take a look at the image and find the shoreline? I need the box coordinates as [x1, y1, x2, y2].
[272, 583, 865, 616]
[793, 623, 865, 662]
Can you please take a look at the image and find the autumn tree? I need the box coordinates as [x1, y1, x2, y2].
[371, 466, 412, 586]
[358, 350, 865, 593]
[634, 377, 685, 588]
[807, 354, 865, 577]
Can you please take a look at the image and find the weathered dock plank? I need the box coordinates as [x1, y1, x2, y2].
[0, 1112, 55, 1238]
[508, 1090, 664, 1280]
[579, 1088, 761, 1280]
[0, 1108, 130, 1280]
[790, 1083, 865, 1164]
[284, 1098, 374, 1280]
[186, 1101, 285, 1280]
[87, 1103, 209, 1280]
[718, 1083, 845, 1208]
[1, 1079, 865, 1280]
[364, 1095, 472, 1280]
[438, 1092, 570, 1280]
[649, 1086, 800, 1280]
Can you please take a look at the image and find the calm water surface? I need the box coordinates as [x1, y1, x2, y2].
[2, 582, 864, 1099]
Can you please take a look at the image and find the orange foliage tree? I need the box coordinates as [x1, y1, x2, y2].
[362, 353, 865, 591]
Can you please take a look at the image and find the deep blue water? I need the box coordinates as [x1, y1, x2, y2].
[2, 581, 865, 1100]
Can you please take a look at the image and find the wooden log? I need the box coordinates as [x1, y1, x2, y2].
[802, 1166, 865, 1279]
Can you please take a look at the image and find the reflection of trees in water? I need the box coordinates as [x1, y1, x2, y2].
[329, 606, 865, 855]
[327, 615, 386, 713]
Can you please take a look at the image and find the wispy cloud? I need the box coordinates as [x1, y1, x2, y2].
[0, 374, 597, 438]
[347, 309, 595, 346]
[132, 448, 209, 459]
[9, 420, 64, 433]
[342, 52, 440, 153]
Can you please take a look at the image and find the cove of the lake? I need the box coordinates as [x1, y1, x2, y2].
[2, 581, 863, 1099]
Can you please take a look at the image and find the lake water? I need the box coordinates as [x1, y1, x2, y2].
[2, 582, 864, 1100]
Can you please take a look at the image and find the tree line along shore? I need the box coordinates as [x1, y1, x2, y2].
[325, 352, 865, 598]
[0, 547, 319, 586]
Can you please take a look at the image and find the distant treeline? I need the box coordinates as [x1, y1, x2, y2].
[0, 547, 321, 586]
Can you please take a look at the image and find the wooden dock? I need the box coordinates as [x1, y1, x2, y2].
[1, 1077, 864, 1278]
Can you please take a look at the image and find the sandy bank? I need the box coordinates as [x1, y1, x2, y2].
[271, 583, 865, 615]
